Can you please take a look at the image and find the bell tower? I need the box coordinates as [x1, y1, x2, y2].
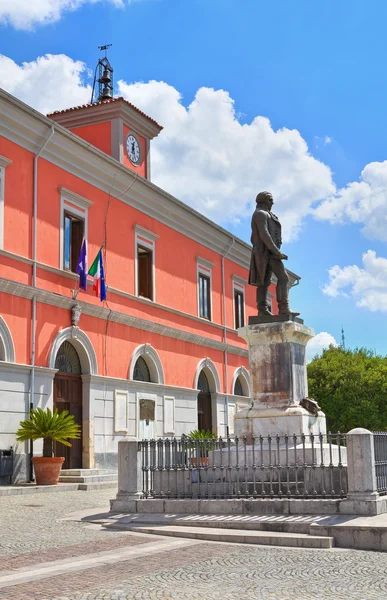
[91, 44, 114, 103]
[47, 46, 162, 181]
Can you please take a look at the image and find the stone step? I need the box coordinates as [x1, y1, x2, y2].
[58, 474, 117, 483]
[78, 481, 118, 491]
[108, 514, 317, 534]
[111, 523, 333, 548]
[60, 469, 117, 477]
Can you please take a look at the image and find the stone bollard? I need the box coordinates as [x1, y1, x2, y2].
[110, 438, 142, 513]
[346, 428, 379, 501]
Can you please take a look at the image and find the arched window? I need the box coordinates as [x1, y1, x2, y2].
[133, 356, 151, 382]
[198, 370, 210, 393]
[55, 341, 81, 374]
[234, 376, 244, 397]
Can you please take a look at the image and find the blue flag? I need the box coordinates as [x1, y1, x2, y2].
[76, 239, 88, 291]
[100, 250, 107, 302]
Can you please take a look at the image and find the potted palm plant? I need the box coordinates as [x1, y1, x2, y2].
[16, 407, 81, 485]
[186, 429, 216, 466]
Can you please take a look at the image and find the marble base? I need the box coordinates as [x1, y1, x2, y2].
[234, 405, 327, 440]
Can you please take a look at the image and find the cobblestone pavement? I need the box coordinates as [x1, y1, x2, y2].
[1, 489, 387, 599]
[0, 488, 114, 555]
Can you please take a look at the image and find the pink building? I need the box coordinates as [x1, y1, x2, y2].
[0, 85, 298, 481]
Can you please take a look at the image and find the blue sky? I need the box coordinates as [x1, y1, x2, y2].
[1, 0, 387, 356]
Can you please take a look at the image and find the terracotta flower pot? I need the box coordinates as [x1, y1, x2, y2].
[190, 457, 209, 466]
[32, 456, 64, 485]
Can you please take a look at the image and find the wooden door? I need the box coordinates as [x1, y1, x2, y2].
[53, 373, 82, 469]
[197, 392, 212, 432]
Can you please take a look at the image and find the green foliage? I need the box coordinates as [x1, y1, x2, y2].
[187, 429, 216, 440]
[307, 346, 387, 433]
[16, 408, 81, 457]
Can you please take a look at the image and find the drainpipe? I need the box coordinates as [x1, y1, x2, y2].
[221, 237, 235, 437]
[29, 125, 55, 481]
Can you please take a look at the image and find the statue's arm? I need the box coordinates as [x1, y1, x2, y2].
[256, 211, 282, 257]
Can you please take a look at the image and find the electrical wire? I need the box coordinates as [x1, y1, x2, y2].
[101, 171, 140, 378]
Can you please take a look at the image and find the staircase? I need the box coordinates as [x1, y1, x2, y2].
[104, 513, 334, 549]
[58, 469, 117, 490]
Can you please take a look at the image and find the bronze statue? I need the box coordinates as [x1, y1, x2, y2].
[248, 191, 299, 317]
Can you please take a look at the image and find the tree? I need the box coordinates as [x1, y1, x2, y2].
[307, 346, 387, 433]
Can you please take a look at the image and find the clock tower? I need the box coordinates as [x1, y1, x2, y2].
[48, 52, 162, 181]
[48, 97, 162, 181]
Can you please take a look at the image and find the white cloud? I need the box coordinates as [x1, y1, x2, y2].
[306, 332, 337, 363]
[0, 0, 125, 30]
[0, 52, 345, 239]
[0, 54, 91, 114]
[315, 161, 387, 242]
[324, 136, 332, 145]
[323, 250, 387, 312]
[118, 80, 335, 239]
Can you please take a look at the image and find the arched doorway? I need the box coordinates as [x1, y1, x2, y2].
[54, 341, 83, 469]
[197, 370, 212, 432]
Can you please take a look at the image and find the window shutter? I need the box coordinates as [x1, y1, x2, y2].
[71, 219, 84, 272]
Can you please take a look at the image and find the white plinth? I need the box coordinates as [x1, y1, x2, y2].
[235, 320, 327, 440]
[235, 405, 326, 439]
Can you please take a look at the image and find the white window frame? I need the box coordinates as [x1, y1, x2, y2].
[232, 276, 246, 330]
[0, 156, 12, 250]
[134, 224, 159, 301]
[163, 395, 175, 435]
[59, 187, 93, 270]
[114, 390, 129, 433]
[196, 257, 214, 321]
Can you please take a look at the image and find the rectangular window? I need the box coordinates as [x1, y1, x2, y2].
[234, 289, 245, 329]
[63, 211, 84, 272]
[137, 245, 153, 300]
[199, 273, 211, 320]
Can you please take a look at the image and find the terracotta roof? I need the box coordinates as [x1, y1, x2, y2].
[47, 96, 163, 130]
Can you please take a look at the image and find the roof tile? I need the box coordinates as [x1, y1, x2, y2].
[47, 96, 162, 130]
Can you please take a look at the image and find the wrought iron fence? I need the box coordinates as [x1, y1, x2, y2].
[139, 433, 347, 500]
[373, 432, 387, 494]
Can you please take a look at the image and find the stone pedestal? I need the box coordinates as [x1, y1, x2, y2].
[235, 320, 326, 439]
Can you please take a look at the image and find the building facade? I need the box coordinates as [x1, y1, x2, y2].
[0, 88, 298, 481]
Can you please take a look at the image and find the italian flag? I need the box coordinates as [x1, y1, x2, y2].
[88, 248, 106, 301]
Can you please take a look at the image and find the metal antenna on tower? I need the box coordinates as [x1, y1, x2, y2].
[91, 45, 114, 103]
[341, 327, 346, 350]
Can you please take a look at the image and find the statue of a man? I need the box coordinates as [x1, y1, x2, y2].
[248, 191, 298, 317]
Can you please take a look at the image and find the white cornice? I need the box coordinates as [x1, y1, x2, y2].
[0, 155, 12, 168]
[0, 88, 299, 285]
[0, 276, 248, 358]
[196, 256, 215, 269]
[134, 224, 159, 242]
[232, 274, 247, 286]
[59, 186, 93, 209]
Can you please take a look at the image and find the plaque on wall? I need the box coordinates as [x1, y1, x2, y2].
[140, 398, 155, 424]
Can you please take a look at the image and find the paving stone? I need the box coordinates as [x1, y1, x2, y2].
[1, 489, 387, 599]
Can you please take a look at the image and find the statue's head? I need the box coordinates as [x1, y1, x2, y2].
[256, 191, 273, 210]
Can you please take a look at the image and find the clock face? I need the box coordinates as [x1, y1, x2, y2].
[126, 133, 141, 165]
